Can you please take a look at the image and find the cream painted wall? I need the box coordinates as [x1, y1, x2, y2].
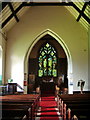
[89, 27, 90, 90]
[0, 31, 6, 84]
[6, 6, 88, 91]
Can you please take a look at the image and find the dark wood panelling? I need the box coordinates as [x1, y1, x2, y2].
[58, 58, 67, 76]
[28, 58, 38, 75]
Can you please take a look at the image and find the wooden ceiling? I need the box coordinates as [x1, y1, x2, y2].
[0, 1, 90, 31]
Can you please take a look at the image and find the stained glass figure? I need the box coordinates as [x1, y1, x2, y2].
[38, 42, 57, 77]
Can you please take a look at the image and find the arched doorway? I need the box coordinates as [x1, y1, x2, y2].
[28, 35, 67, 94]
[24, 29, 73, 94]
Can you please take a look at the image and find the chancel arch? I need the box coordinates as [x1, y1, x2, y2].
[24, 29, 73, 94]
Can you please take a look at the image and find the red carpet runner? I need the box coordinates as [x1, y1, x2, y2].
[37, 94, 61, 120]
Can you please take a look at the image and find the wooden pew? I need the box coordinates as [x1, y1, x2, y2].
[1, 94, 40, 110]
[1, 100, 36, 120]
[0, 102, 33, 119]
[0, 94, 40, 120]
[56, 95, 71, 120]
[1, 94, 40, 111]
[58, 93, 90, 120]
[1, 108, 29, 120]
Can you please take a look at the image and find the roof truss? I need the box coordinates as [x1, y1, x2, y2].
[1, 1, 90, 28]
[72, 2, 90, 24]
[2, 3, 23, 28]
[8, 2, 19, 22]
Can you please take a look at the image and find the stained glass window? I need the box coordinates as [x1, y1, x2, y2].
[38, 43, 57, 77]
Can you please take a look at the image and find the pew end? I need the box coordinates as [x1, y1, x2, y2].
[72, 115, 78, 120]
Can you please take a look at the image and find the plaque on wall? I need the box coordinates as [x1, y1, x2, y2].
[29, 74, 35, 83]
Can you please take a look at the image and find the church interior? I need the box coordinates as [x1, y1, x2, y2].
[0, 1, 90, 120]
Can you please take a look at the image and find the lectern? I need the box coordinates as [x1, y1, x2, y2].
[7, 83, 17, 94]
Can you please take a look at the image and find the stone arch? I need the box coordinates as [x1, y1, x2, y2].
[24, 29, 73, 94]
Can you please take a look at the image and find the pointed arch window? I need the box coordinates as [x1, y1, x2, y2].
[38, 43, 57, 77]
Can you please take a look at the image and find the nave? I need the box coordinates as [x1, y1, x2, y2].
[0, 92, 90, 120]
[36, 94, 61, 120]
[0, 1, 90, 120]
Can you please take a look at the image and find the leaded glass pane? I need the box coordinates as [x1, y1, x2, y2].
[46, 43, 49, 47]
[43, 58, 47, 67]
[48, 68, 52, 76]
[38, 70, 43, 77]
[38, 42, 57, 77]
[41, 51, 45, 56]
[48, 57, 52, 67]
[53, 69, 57, 77]
[44, 68, 47, 76]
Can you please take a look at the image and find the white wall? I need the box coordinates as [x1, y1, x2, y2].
[88, 25, 90, 90]
[0, 31, 6, 84]
[5, 6, 88, 91]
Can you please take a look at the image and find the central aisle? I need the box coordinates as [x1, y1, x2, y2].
[36, 94, 62, 120]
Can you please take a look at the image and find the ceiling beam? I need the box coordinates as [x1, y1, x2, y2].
[8, 2, 19, 22]
[0, 2, 8, 12]
[2, 2, 90, 28]
[72, 2, 90, 24]
[23, 2, 73, 6]
[77, 2, 88, 22]
[2, 3, 23, 28]
[2, 2, 73, 28]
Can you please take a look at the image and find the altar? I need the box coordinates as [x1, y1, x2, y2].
[40, 82, 55, 94]
[40, 77, 56, 94]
